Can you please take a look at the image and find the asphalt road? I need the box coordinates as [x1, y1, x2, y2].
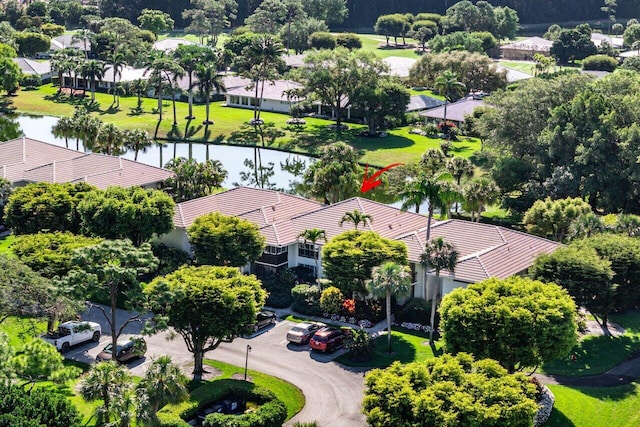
[70, 305, 368, 427]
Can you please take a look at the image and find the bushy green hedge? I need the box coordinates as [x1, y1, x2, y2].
[582, 54, 618, 72]
[291, 284, 323, 317]
[158, 380, 286, 427]
[395, 298, 432, 324]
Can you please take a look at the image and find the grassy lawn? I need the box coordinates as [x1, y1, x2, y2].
[204, 360, 304, 420]
[9, 85, 482, 167]
[356, 34, 423, 59]
[542, 310, 640, 376]
[337, 329, 443, 368]
[498, 60, 535, 74]
[0, 234, 14, 255]
[547, 384, 640, 427]
[0, 316, 46, 349]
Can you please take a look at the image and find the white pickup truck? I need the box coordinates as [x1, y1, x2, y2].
[41, 321, 102, 353]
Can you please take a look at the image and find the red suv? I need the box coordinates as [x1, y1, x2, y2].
[309, 327, 348, 353]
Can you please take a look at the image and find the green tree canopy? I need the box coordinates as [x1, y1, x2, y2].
[0, 254, 52, 325]
[14, 31, 50, 57]
[363, 353, 538, 427]
[4, 182, 95, 235]
[523, 197, 592, 242]
[187, 212, 265, 267]
[11, 339, 81, 387]
[531, 245, 615, 334]
[69, 240, 158, 354]
[322, 230, 408, 296]
[80, 361, 135, 426]
[138, 8, 175, 35]
[145, 265, 266, 379]
[163, 157, 228, 202]
[440, 276, 577, 373]
[0, 383, 81, 427]
[78, 186, 175, 247]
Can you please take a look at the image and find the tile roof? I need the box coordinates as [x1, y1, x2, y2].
[13, 58, 51, 76]
[418, 219, 559, 283]
[225, 80, 304, 102]
[407, 94, 445, 112]
[173, 187, 324, 230]
[51, 35, 91, 51]
[0, 137, 174, 189]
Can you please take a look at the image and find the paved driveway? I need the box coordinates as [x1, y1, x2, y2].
[70, 306, 368, 427]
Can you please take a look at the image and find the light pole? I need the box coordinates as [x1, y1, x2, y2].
[244, 344, 252, 381]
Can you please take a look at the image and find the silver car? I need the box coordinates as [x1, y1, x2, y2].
[286, 322, 325, 344]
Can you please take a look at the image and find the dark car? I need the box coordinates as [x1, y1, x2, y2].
[96, 336, 147, 363]
[250, 310, 276, 333]
[286, 322, 325, 344]
[309, 327, 348, 353]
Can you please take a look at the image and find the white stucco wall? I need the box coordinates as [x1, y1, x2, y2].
[157, 227, 191, 254]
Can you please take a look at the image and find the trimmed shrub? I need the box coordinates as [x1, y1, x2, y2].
[395, 298, 432, 324]
[582, 54, 618, 71]
[308, 32, 336, 50]
[291, 284, 322, 316]
[20, 74, 42, 88]
[345, 328, 375, 361]
[622, 55, 640, 71]
[203, 385, 286, 427]
[320, 286, 343, 314]
[336, 33, 362, 49]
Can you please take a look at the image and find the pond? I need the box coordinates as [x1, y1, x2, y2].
[9, 114, 313, 191]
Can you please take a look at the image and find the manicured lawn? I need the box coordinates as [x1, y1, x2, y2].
[9, 85, 482, 167]
[547, 384, 640, 427]
[0, 316, 46, 349]
[498, 60, 535, 75]
[0, 234, 14, 255]
[356, 33, 423, 59]
[337, 329, 443, 368]
[204, 360, 304, 420]
[542, 310, 640, 376]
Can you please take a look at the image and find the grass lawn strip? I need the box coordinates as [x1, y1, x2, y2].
[0, 234, 14, 255]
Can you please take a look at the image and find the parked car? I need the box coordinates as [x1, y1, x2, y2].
[309, 327, 349, 353]
[286, 322, 325, 344]
[96, 336, 147, 363]
[40, 321, 101, 353]
[248, 310, 277, 333]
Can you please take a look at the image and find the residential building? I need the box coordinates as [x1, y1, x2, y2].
[161, 187, 559, 300]
[500, 37, 553, 60]
[0, 137, 174, 189]
[224, 79, 304, 114]
[419, 97, 485, 125]
[12, 58, 52, 81]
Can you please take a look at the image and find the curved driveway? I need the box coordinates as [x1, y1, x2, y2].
[72, 306, 368, 427]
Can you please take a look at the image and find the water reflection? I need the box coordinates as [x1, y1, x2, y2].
[9, 114, 312, 191]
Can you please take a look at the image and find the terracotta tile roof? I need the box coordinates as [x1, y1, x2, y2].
[0, 137, 174, 189]
[174, 187, 324, 229]
[422, 219, 559, 283]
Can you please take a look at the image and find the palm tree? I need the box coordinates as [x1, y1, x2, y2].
[615, 213, 640, 236]
[79, 361, 134, 426]
[297, 228, 327, 278]
[446, 157, 474, 213]
[437, 181, 463, 219]
[93, 122, 124, 155]
[569, 213, 605, 240]
[421, 237, 458, 344]
[196, 59, 225, 126]
[50, 50, 74, 93]
[339, 209, 373, 230]
[71, 28, 93, 59]
[173, 45, 211, 120]
[237, 34, 284, 122]
[107, 52, 126, 108]
[136, 355, 188, 427]
[144, 53, 184, 123]
[401, 173, 449, 240]
[462, 178, 499, 222]
[52, 115, 74, 148]
[124, 128, 154, 161]
[129, 78, 148, 112]
[369, 261, 412, 353]
[81, 59, 106, 102]
[434, 70, 466, 123]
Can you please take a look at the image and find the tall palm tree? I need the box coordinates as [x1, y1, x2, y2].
[144, 53, 184, 123]
[446, 157, 474, 213]
[129, 78, 148, 112]
[196, 59, 225, 126]
[93, 122, 124, 155]
[569, 213, 605, 240]
[434, 70, 466, 123]
[339, 209, 373, 230]
[52, 115, 74, 148]
[437, 180, 463, 219]
[297, 228, 327, 278]
[237, 34, 284, 122]
[71, 28, 93, 59]
[136, 355, 188, 427]
[124, 128, 154, 161]
[462, 178, 499, 222]
[50, 50, 74, 93]
[81, 59, 106, 102]
[369, 261, 412, 353]
[173, 45, 211, 120]
[79, 361, 133, 426]
[401, 173, 448, 240]
[421, 237, 458, 344]
[107, 52, 126, 108]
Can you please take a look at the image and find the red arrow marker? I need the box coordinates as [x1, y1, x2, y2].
[360, 163, 404, 193]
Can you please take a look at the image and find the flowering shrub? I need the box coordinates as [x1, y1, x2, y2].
[342, 299, 356, 314]
[392, 321, 439, 334]
[437, 120, 459, 140]
[358, 319, 374, 328]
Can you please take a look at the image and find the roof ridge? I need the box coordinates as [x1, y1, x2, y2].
[176, 204, 185, 228]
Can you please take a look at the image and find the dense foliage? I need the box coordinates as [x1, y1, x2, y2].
[363, 353, 538, 427]
[440, 277, 577, 373]
[0, 383, 81, 427]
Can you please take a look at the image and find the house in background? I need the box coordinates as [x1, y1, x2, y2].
[224, 79, 304, 114]
[419, 97, 485, 126]
[152, 38, 198, 53]
[160, 187, 559, 301]
[500, 37, 553, 60]
[38, 34, 92, 58]
[0, 137, 174, 189]
[12, 58, 52, 82]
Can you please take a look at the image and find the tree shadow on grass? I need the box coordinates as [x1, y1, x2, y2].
[0, 96, 16, 113]
[546, 408, 576, 427]
[349, 133, 416, 152]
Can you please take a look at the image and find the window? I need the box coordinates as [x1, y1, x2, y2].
[264, 245, 287, 255]
[297, 263, 316, 276]
[298, 242, 318, 259]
